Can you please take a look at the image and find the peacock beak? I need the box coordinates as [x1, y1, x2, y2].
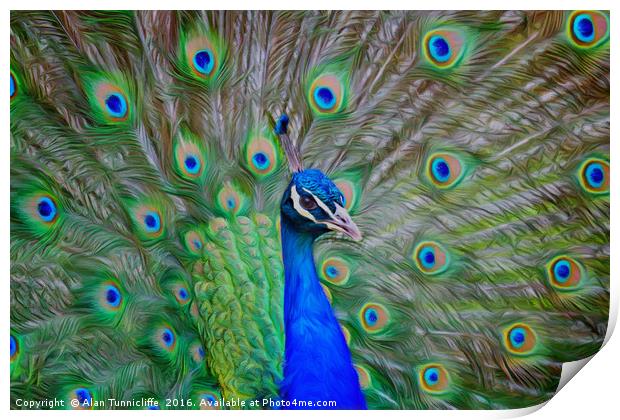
[321, 203, 363, 241]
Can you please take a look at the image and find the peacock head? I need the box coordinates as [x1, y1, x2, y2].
[281, 169, 361, 241]
[273, 114, 361, 241]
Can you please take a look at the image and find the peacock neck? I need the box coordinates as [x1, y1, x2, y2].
[279, 216, 366, 409]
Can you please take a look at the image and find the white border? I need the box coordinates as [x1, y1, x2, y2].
[4, 2, 618, 419]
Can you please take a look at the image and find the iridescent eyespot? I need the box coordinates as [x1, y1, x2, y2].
[174, 140, 205, 180]
[503, 323, 536, 355]
[427, 153, 464, 188]
[355, 365, 371, 390]
[183, 230, 205, 255]
[413, 241, 449, 275]
[341, 325, 351, 345]
[10, 72, 17, 100]
[308, 73, 346, 115]
[546, 256, 584, 290]
[216, 185, 245, 215]
[321, 283, 333, 303]
[423, 29, 466, 69]
[244, 133, 280, 177]
[71, 388, 93, 409]
[143, 211, 161, 233]
[568, 11, 609, 48]
[100, 282, 123, 310]
[36, 196, 58, 223]
[94, 81, 130, 122]
[190, 342, 205, 364]
[360, 303, 389, 333]
[10, 335, 19, 362]
[193, 50, 215, 75]
[320, 257, 350, 285]
[197, 391, 221, 410]
[419, 364, 449, 394]
[334, 179, 360, 211]
[104, 93, 127, 118]
[173, 284, 190, 305]
[579, 158, 609, 194]
[184, 34, 223, 81]
[159, 327, 176, 351]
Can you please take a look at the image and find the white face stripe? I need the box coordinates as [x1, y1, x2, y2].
[290, 185, 338, 225]
[290, 185, 319, 223]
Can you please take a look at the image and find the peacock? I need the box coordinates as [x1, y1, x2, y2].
[10, 10, 609, 410]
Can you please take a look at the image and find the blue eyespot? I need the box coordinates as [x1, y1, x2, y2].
[161, 328, 175, 349]
[313, 86, 336, 110]
[573, 14, 595, 43]
[184, 155, 201, 174]
[193, 50, 214, 75]
[326, 266, 339, 279]
[143, 212, 161, 233]
[553, 260, 571, 283]
[429, 35, 451, 63]
[37, 197, 57, 222]
[10, 335, 17, 358]
[104, 93, 128, 118]
[419, 246, 436, 269]
[178, 288, 188, 300]
[585, 162, 605, 188]
[252, 152, 270, 171]
[105, 285, 122, 307]
[364, 308, 379, 326]
[198, 347, 205, 358]
[424, 367, 440, 385]
[226, 197, 236, 209]
[509, 327, 526, 349]
[74, 388, 92, 406]
[431, 158, 451, 183]
[10, 73, 16, 98]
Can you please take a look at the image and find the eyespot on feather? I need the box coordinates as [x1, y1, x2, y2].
[94, 82, 129, 122]
[413, 241, 449, 275]
[567, 11, 609, 48]
[10, 71, 17, 100]
[184, 33, 223, 81]
[360, 303, 389, 333]
[69, 388, 94, 410]
[355, 365, 371, 389]
[183, 230, 205, 255]
[503, 323, 537, 355]
[244, 132, 280, 177]
[423, 29, 466, 69]
[131, 201, 166, 240]
[10, 335, 19, 362]
[334, 179, 360, 211]
[190, 342, 205, 364]
[307, 73, 347, 115]
[174, 141, 205, 179]
[578, 158, 609, 194]
[419, 364, 449, 394]
[196, 390, 222, 410]
[546, 256, 584, 290]
[216, 184, 245, 215]
[320, 257, 350, 285]
[426, 153, 464, 188]
[156, 325, 177, 353]
[173, 284, 191, 305]
[99, 280, 123, 311]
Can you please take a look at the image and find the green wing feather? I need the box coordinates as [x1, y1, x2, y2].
[11, 10, 609, 410]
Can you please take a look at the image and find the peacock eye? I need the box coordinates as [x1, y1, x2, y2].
[300, 195, 318, 210]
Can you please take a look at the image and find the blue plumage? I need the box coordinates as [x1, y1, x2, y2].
[279, 169, 366, 409]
